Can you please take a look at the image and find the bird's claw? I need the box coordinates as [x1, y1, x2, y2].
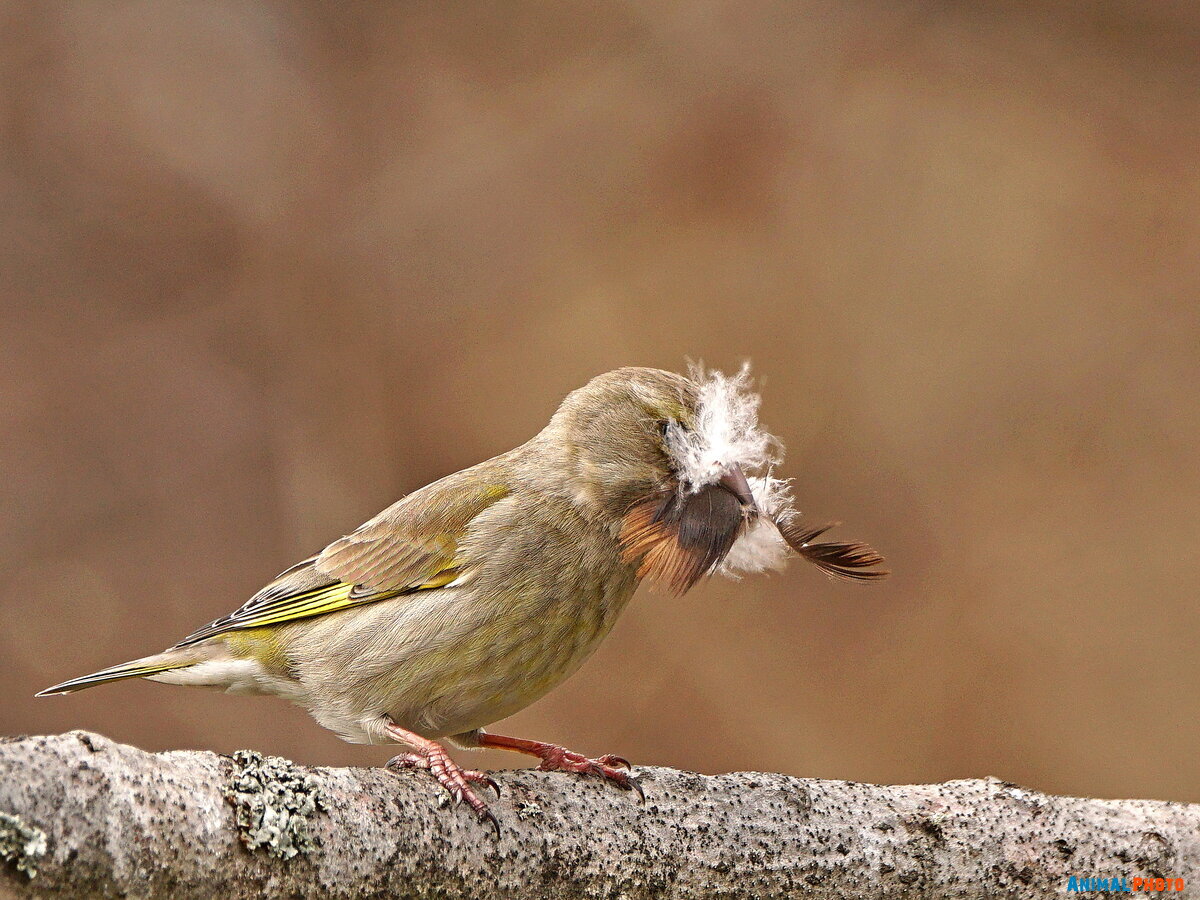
[384, 750, 501, 835]
[535, 747, 644, 800]
[482, 774, 502, 798]
[481, 808, 501, 838]
[595, 753, 632, 770]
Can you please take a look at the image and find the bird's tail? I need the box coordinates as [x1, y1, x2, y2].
[36, 650, 197, 697]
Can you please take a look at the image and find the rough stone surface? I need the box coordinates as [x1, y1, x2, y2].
[0, 731, 1196, 899]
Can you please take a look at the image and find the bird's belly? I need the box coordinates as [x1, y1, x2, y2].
[381, 584, 634, 738]
[280, 527, 640, 745]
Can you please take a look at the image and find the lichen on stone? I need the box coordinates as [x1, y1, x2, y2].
[0, 811, 48, 878]
[223, 749, 327, 860]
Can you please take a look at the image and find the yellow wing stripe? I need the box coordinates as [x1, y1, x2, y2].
[414, 567, 462, 591]
[176, 565, 464, 645]
[242, 583, 356, 622]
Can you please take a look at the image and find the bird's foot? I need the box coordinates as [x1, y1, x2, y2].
[475, 731, 645, 800]
[385, 746, 500, 835]
[533, 746, 644, 800]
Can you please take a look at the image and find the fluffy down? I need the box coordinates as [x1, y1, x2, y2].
[718, 474, 793, 577]
[666, 364, 781, 492]
[665, 365, 795, 577]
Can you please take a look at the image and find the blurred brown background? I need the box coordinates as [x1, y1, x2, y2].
[2, 1, 1198, 804]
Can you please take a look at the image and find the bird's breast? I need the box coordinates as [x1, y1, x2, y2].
[286, 494, 643, 741]
[393, 563, 638, 737]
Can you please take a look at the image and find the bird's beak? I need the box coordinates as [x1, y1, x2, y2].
[718, 464, 757, 513]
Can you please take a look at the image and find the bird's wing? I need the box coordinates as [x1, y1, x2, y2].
[173, 474, 510, 647]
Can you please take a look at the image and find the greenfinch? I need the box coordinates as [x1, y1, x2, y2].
[39, 365, 885, 830]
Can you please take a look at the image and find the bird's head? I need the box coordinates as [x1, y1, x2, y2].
[536, 365, 886, 593]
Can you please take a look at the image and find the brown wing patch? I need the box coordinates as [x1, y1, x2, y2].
[777, 519, 888, 582]
[621, 485, 746, 594]
[318, 527, 456, 595]
[314, 479, 510, 597]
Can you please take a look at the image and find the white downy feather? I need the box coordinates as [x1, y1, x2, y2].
[665, 364, 797, 577]
[718, 474, 793, 576]
[666, 363, 781, 491]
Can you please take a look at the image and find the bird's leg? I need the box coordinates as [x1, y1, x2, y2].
[383, 722, 500, 833]
[475, 731, 643, 799]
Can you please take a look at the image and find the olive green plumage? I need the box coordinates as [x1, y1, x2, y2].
[39, 366, 884, 753]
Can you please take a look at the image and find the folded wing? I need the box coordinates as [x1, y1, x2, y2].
[174, 474, 510, 647]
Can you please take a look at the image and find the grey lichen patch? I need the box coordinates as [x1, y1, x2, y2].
[223, 749, 327, 860]
[0, 811, 48, 878]
[514, 799, 543, 821]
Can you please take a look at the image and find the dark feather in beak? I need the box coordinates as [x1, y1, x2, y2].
[777, 519, 888, 582]
[620, 482, 747, 594]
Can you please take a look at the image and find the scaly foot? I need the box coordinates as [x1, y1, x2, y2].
[384, 724, 500, 835]
[477, 732, 644, 800]
[534, 746, 644, 800]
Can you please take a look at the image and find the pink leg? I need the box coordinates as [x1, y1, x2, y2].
[383, 722, 500, 835]
[477, 731, 643, 800]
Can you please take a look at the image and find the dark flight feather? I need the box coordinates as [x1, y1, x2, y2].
[620, 484, 747, 594]
[777, 519, 888, 582]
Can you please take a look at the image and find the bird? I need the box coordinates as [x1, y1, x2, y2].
[38, 365, 886, 832]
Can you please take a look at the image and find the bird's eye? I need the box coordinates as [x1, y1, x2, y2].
[657, 419, 675, 440]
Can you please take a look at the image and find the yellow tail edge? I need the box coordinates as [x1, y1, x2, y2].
[36, 658, 193, 697]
